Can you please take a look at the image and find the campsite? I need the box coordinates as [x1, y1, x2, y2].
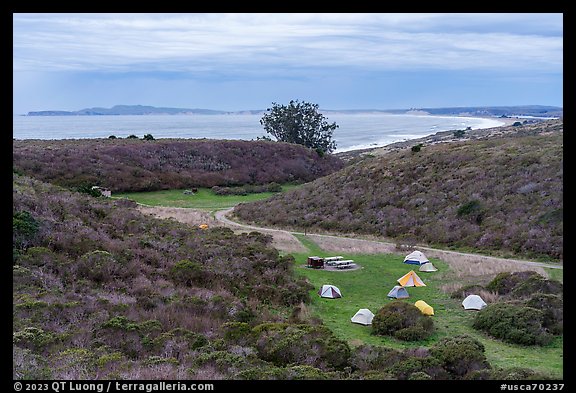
[292, 236, 563, 377]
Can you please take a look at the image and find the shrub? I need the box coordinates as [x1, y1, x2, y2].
[169, 259, 206, 287]
[411, 144, 423, 152]
[430, 335, 490, 378]
[372, 301, 434, 341]
[13, 327, 58, 351]
[526, 293, 563, 334]
[457, 200, 485, 224]
[143, 134, 155, 141]
[510, 276, 563, 298]
[252, 323, 351, 370]
[393, 325, 430, 341]
[75, 250, 125, 284]
[485, 271, 542, 295]
[13, 210, 40, 250]
[127, 134, 138, 139]
[472, 303, 553, 345]
[349, 345, 404, 372]
[485, 367, 555, 380]
[390, 356, 444, 380]
[453, 129, 466, 138]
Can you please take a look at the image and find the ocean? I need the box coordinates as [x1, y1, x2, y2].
[12, 113, 505, 153]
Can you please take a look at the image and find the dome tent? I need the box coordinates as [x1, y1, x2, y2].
[462, 294, 487, 310]
[403, 250, 430, 265]
[387, 285, 410, 299]
[397, 270, 426, 287]
[351, 308, 375, 325]
[318, 284, 342, 299]
[419, 262, 438, 272]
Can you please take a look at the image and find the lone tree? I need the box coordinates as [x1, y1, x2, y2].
[260, 100, 338, 154]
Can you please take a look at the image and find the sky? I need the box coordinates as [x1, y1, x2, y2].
[13, 13, 563, 114]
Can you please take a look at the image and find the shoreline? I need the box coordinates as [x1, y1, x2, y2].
[334, 114, 516, 154]
[334, 116, 560, 161]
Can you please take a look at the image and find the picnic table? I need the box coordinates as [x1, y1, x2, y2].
[332, 260, 356, 269]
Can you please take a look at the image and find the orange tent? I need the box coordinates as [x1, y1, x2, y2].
[397, 270, 426, 287]
[415, 300, 434, 316]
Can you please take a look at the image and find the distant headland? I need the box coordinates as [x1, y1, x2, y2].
[25, 104, 562, 118]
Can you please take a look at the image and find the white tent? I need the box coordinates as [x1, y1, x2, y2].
[462, 294, 487, 310]
[318, 284, 342, 299]
[403, 250, 430, 265]
[419, 262, 438, 272]
[351, 308, 375, 325]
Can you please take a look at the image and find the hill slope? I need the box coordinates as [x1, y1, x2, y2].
[234, 120, 563, 260]
[13, 139, 343, 192]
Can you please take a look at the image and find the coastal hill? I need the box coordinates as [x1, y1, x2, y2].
[26, 104, 562, 118]
[12, 138, 344, 192]
[233, 119, 563, 261]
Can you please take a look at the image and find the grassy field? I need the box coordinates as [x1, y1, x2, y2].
[291, 234, 563, 378]
[114, 185, 300, 210]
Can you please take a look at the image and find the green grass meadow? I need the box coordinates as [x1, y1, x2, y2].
[291, 234, 563, 378]
[114, 185, 300, 210]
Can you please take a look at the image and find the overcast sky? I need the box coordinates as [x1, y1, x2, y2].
[13, 13, 563, 114]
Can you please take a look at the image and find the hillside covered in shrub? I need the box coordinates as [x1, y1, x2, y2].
[14, 174, 558, 380]
[12, 138, 344, 192]
[234, 120, 563, 260]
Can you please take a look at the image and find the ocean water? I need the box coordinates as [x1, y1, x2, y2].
[12, 113, 504, 153]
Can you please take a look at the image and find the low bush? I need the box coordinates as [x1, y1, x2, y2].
[472, 303, 553, 345]
[252, 323, 351, 370]
[430, 335, 490, 378]
[13, 210, 40, 250]
[372, 301, 434, 341]
[465, 367, 555, 380]
[486, 271, 542, 295]
[526, 294, 563, 334]
[349, 345, 404, 372]
[510, 275, 563, 298]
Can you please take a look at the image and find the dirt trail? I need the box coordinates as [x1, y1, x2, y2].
[214, 208, 562, 276]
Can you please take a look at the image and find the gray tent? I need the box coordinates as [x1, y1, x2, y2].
[419, 262, 438, 272]
[387, 285, 410, 299]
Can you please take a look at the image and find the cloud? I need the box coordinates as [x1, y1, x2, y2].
[13, 13, 562, 74]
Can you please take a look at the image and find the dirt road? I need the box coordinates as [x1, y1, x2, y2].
[214, 208, 562, 277]
[139, 205, 562, 277]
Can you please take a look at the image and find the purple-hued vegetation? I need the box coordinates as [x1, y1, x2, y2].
[12, 138, 344, 192]
[234, 122, 563, 261]
[13, 175, 556, 380]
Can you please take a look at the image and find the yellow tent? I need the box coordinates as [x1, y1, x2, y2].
[199, 224, 209, 230]
[397, 270, 426, 287]
[415, 300, 434, 316]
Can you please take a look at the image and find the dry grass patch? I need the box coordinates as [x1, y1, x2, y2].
[424, 250, 548, 278]
[308, 235, 397, 254]
[137, 206, 214, 226]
